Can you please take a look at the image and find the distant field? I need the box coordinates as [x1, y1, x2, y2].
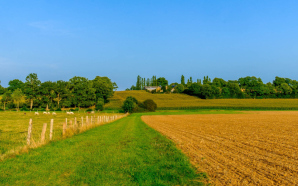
[105, 90, 298, 110]
[142, 111, 298, 185]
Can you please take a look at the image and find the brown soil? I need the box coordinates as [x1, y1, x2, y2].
[142, 111, 298, 185]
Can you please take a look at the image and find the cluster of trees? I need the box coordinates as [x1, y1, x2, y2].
[128, 75, 298, 99]
[0, 73, 117, 110]
[122, 96, 157, 113]
[183, 76, 298, 99]
[129, 75, 168, 91]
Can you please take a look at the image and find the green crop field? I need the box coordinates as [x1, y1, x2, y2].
[0, 111, 123, 159]
[0, 112, 208, 185]
[105, 90, 298, 110]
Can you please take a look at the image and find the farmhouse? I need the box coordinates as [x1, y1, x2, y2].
[144, 86, 162, 92]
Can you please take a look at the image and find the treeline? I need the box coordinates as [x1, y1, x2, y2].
[0, 73, 117, 110]
[129, 75, 298, 99]
[128, 75, 168, 91]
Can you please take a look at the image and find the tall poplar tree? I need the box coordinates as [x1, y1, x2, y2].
[146, 78, 150, 86]
[181, 75, 185, 85]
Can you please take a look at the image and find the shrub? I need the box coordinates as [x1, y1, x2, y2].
[143, 99, 157, 112]
[122, 97, 138, 113]
[56, 108, 62, 111]
[86, 108, 93, 112]
[20, 106, 29, 111]
[126, 96, 138, 104]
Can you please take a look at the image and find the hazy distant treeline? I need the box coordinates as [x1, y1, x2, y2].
[0, 73, 117, 110]
[129, 75, 298, 99]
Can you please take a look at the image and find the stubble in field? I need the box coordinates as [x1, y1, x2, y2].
[142, 111, 298, 185]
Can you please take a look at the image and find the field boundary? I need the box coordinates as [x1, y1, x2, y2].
[157, 106, 298, 110]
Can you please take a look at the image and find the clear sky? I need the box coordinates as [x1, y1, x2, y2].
[1, 0, 298, 90]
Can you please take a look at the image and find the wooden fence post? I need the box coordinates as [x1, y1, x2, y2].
[74, 117, 77, 128]
[66, 118, 68, 127]
[27, 119, 33, 146]
[97, 116, 99, 124]
[63, 122, 66, 137]
[41, 123, 47, 143]
[86, 116, 89, 125]
[50, 119, 53, 141]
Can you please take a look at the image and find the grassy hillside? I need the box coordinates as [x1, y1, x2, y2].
[0, 114, 205, 185]
[105, 90, 298, 110]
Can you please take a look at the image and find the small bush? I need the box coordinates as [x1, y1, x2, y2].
[86, 109, 93, 112]
[20, 106, 29, 111]
[122, 99, 137, 113]
[126, 96, 138, 104]
[56, 108, 62, 111]
[122, 97, 157, 113]
[143, 99, 157, 112]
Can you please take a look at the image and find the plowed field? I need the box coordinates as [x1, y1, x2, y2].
[142, 111, 298, 185]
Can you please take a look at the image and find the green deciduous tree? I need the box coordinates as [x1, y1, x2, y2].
[24, 73, 41, 110]
[201, 84, 213, 99]
[1, 91, 12, 110]
[8, 79, 24, 92]
[92, 76, 115, 103]
[69, 76, 96, 108]
[12, 88, 25, 110]
[157, 77, 168, 87]
[280, 83, 292, 95]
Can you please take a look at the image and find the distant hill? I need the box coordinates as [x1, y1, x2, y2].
[104, 90, 298, 110]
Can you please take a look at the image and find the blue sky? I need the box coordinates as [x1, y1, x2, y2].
[1, 0, 298, 90]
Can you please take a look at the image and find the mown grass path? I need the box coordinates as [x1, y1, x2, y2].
[0, 114, 205, 185]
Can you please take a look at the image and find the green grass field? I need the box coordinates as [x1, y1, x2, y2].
[0, 113, 207, 185]
[0, 111, 123, 158]
[105, 90, 298, 110]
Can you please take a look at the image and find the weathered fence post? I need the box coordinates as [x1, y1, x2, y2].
[86, 116, 89, 125]
[97, 116, 99, 124]
[50, 119, 53, 141]
[27, 119, 33, 146]
[74, 117, 77, 128]
[41, 123, 47, 143]
[63, 122, 66, 137]
[66, 118, 68, 127]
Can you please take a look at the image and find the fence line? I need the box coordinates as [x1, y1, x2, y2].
[25, 113, 128, 148]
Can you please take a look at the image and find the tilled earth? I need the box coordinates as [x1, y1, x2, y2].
[142, 111, 298, 185]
